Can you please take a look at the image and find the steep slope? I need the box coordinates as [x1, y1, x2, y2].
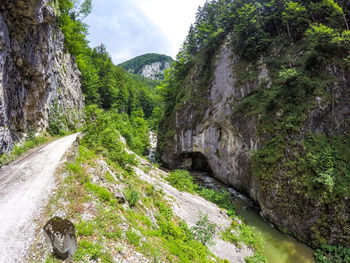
[119, 53, 173, 80]
[158, 0, 350, 250]
[27, 133, 254, 263]
[0, 0, 84, 154]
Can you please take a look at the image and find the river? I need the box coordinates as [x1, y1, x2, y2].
[192, 172, 316, 263]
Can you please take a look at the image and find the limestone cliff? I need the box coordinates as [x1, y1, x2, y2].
[0, 0, 84, 154]
[159, 38, 350, 248]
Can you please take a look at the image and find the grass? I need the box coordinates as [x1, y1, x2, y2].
[0, 134, 50, 167]
[30, 145, 230, 263]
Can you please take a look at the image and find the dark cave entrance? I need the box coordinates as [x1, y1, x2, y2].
[181, 152, 214, 175]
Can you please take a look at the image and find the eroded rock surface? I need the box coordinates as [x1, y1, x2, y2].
[0, 0, 84, 154]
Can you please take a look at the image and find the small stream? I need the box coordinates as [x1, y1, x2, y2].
[146, 131, 157, 163]
[192, 172, 316, 263]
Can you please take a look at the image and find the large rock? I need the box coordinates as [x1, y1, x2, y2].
[0, 0, 84, 154]
[43, 217, 77, 260]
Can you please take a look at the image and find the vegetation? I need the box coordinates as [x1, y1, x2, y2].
[314, 244, 350, 263]
[56, 0, 164, 149]
[33, 139, 230, 262]
[0, 133, 50, 167]
[166, 169, 266, 262]
[119, 53, 173, 80]
[158, 0, 350, 256]
[190, 212, 216, 246]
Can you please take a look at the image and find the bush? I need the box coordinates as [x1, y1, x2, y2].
[315, 244, 350, 263]
[124, 186, 139, 207]
[126, 229, 141, 246]
[166, 170, 197, 193]
[245, 253, 268, 263]
[191, 212, 216, 246]
[76, 221, 94, 236]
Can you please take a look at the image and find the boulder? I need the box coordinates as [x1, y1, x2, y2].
[43, 217, 77, 260]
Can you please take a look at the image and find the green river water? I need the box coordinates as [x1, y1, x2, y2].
[192, 173, 316, 263]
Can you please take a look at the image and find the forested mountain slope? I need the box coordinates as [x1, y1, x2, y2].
[158, 0, 350, 254]
[120, 53, 173, 80]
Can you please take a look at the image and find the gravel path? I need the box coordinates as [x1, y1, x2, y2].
[0, 134, 78, 263]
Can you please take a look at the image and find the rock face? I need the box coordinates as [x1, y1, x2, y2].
[0, 0, 84, 154]
[139, 61, 171, 80]
[43, 217, 77, 260]
[159, 39, 350, 247]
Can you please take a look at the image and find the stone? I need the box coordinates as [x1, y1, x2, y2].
[43, 217, 77, 260]
[114, 184, 126, 204]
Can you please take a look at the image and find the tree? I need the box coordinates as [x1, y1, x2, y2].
[282, 1, 310, 40]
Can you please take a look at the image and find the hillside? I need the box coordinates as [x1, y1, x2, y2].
[158, 0, 350, 261]
[119, 53, 173, 80]
[1, 0, 349, 263]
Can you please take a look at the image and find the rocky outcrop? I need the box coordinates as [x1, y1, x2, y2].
[161, 41, 262, 194]
[0, 0, 84, 154]
[159, 38, 350, 247]
[139, 61, 171, 80]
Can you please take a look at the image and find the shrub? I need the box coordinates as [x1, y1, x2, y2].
[76, 221, 94, 236]
[126, 229, 141, 246]
[191, 212, 216, 246]
[245, 253, 268, 263]
[166, 169, 197, 193]
[124, 186, 139, 207]
[315, 244, 350, 263]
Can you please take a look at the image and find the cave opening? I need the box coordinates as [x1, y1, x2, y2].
[184, 152, 214, 175]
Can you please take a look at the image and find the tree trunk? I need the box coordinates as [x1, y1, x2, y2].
[343, 13, 349, 31]
[286, 21, 291, 39]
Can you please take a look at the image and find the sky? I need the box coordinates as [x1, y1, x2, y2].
[85, 0, 206, 64]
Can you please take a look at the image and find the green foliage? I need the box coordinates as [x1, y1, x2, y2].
[48, 100, 69, 136]
[222, 222, 264, 251]
[166, 169, 236, 218]
[73, 240, 113, 262]
[166, 170, 198, 193]
[190, 212, 216, 246]
[314, 244, 350, 263]
[76, 220, 95, 236]
[282, 1, 310, 39]
[245, 253, 268, 263]
[124, 186, 139, 207]
[303, 133, 350, 196]
[0, 134, 48, 167]
[119, 53, 173, 80]
[126, 229, 141, 246]
[85, 183, 112, 202]
[82, 105, 144, 165]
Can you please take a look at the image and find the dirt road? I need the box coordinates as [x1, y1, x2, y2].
[0, 134, 78, 263]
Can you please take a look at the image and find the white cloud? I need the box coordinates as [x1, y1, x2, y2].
[86, 0, 206, 63]
[134, 0, 206, 57]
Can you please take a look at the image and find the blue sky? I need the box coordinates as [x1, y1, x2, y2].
[85, 0, 206, 64]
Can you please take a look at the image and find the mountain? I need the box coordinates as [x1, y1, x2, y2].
[119, 53, 173, 80]
[158, 0, 350, 254]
